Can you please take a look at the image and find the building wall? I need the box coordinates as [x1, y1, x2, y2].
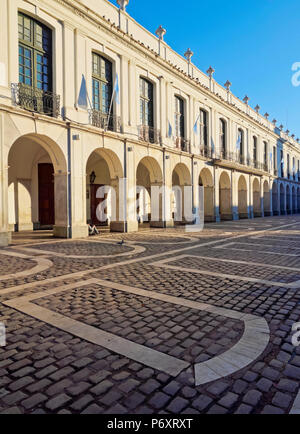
[0, 0, 300, 245]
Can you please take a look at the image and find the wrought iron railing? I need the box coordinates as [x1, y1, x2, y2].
[213, 150, 270, 173]
[11, 83, 60, 117]
[174, 137, 190, 152]
[138, 125, 161, 144]
[89, 109, 121, 133]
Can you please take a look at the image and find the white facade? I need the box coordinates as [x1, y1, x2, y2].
[0, 0, 300, 246]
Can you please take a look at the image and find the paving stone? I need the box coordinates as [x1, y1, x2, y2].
[139, 379, 160, 394]
[243, 390, 262, 407]
[70, 395, 94, 412]
[257, 378, 273, 392]
[206, 381, 229, 396]
[272, 392, 292, 409]
[148, 392, 170, 410]
[124, 392, 146, 410]
[218, 392, 239, 409]
[167, 397, 189, 413]
[22, 393, 47, 410]
[235, 404, 252, 414]
[276, 379, 298, 393]
[45, 393, 72, 411]
[192, 395, 213, 412]
[163, 381, 182, 396]
[90, 380, 113, 396]
[81, 404, 104, 414]
[261, 405, 285, 415]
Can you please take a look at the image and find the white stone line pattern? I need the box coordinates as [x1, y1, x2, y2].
[214, 242, 300, 258]
[3, 278, 270, 386]
[151, 254, 300, 289]
[0, 250, 53, 282]
[2, 278, 189, 377]
[13, 239, 146, 259]
[290, 391, 300, 414]
[219, 241, 300, 251]
[1, 220, 299, 296]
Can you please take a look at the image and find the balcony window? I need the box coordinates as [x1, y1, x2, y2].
[253, 137, 258, 167]
[92, 53, 113, 115]
[238, 129, 244, 164]
[264, 141, 268, 170]
[219, 119, 227, 158]
[200, 109, 208, 154]
[16, 13, 58, 116]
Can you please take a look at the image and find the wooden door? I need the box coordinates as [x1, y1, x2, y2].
[38, 163, 54, 226]
[90, 184, 108, 225]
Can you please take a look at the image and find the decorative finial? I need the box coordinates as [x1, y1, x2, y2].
[117, 0, 129, 11]
[206, 66, 215, 78]
[272, 119, 277, 125]
[243, 95, 249, 105]
[291, 134, 295, 139]
[264, 112, 269, 119]
[184, 48, 193, 63]
[279, 124, 284, 131]
[155, 25, 166, 41]
[297, 138, 299, 143]
[224, 80, 232, 91]
[286, 129, 290, 135]
[255, 105, 260, 113]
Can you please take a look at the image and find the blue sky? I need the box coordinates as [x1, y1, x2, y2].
[110, 0, 300, 138]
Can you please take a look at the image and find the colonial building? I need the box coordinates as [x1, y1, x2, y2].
[0, 0, 299, 246]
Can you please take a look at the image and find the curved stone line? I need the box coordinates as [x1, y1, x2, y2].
[14, 241, 146, 259]
[194, 316, 270, 386]
[0, 251, 53, 281]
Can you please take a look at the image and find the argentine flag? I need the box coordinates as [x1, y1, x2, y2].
[78, 75, 88, 109]
[113, 74, 120, 105]
[168, 120, 173, 138]
[236, 133, 241, 150]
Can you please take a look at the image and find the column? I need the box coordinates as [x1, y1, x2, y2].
[0, 113, 11, 246]
[231, 171, 239, 220]
[214, 167, 220, 222]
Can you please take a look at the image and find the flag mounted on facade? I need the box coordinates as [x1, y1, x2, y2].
[211, 138, 215, 154]
[236, 133, 241, 150]
[78, 74, 88, 109]
[269, 151, 273, 162]
[168, 120, 173, 138]
[113, 73, 120, 105]
[193, 113, 200, 135]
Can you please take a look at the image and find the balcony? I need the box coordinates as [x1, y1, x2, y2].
[213, 150, 270, 173]
[174, 137, 190, 152]
[89, 110, 121, 133]
[11, 83, 60, 118]
[138, 125, 161, 145]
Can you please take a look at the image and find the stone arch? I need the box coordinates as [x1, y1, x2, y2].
[7, 133, 67, 236]
[292, 186, 297, 213]
[263, 180, 270, 216]
[199, 168, 214, 222]
[253, 178, 261, 217]
[172, 163, 192, 224]
[238, 175, 248, 219]
[86, 148, 124, 231]
[136, 156, 163, 227]
[219, 171, 232, 220]
[280, 183, 286, 215]
[286, 185, 291, 214]
[272, 180, 279, 215]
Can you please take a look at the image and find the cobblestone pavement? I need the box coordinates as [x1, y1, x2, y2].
[0, 215, 300, 414]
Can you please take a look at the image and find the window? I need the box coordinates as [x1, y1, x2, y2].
[174, 96, 185, 139]
[200, 109, 208, 149]
[18, 13, 52, 91]
[253, 137, 257, 165]
[287, 154, 290, 179]
[219, 119, 226, 157]
[264, 141, 268, 168]
[140, 78, 154, 127]
[281, 150, 284, 177]
[273, 146, 276, 171]
[238, 129, 244, 163]
[293, 157, 296, 180]
[92, 53, 113, 114]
